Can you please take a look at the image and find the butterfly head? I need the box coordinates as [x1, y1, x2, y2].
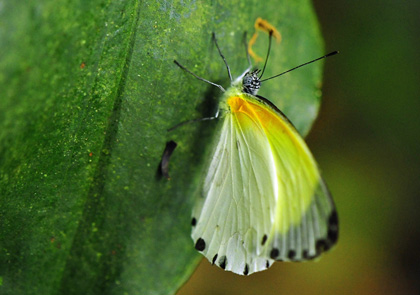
[242, 69, 261, 96]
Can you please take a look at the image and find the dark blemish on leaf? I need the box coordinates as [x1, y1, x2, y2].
[157, 140, 177, 180]
[195, 238, 206, 251]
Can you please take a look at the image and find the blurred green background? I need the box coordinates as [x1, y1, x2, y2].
[178, 0, 420, 294]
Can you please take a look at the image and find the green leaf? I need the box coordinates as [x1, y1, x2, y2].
[0, 0, 324, 294]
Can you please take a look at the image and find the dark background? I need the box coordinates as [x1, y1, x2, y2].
[178, 0, 420, 294]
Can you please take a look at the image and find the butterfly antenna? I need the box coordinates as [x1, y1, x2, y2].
[212, 33, 233, 82]
[243, 31, 252, 70]
[261, 51, 339, 82]
[259, 30, 273, 79]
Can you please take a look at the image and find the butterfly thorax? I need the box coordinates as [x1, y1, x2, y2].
[220, 70, 261, 112]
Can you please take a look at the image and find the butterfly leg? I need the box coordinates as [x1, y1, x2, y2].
[167, 110, 219, 132]
[173, 60, 225, 92]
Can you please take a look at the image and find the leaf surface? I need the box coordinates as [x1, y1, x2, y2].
[0, 1, 324, 294]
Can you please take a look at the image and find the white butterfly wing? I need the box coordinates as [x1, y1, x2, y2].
[191, 94, 338, 275]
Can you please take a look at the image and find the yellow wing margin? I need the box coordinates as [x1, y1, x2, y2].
[228, 94, 338, 261]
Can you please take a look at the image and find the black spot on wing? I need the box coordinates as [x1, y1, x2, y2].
[212, 254, 218, 265]
[302, 250, 309, 259]
[270, 248, 279, 259]
[327, 211, 339, 244]
[266, 260, 270, 269]
[315, 239, 329, 255]
[312, 212, 339, 257]
[243, 264, 249, 275]
[195, 238, 206, 251]
[261, 234, 268, 245]
[191, 217, 197, 226]
[328, 227, 338, 245]
[219, 256, 227, 269]
[329, 210, 338, 227]
[288, 250, 296, 260]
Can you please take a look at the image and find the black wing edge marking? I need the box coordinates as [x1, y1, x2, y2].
[311, 179, 339, 259]
[321, 179, 339, 248]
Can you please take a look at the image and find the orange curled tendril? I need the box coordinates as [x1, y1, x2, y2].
[248, 17, 281, 63]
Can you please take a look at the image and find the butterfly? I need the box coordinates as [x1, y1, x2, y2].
[173, 31, 338, 276]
